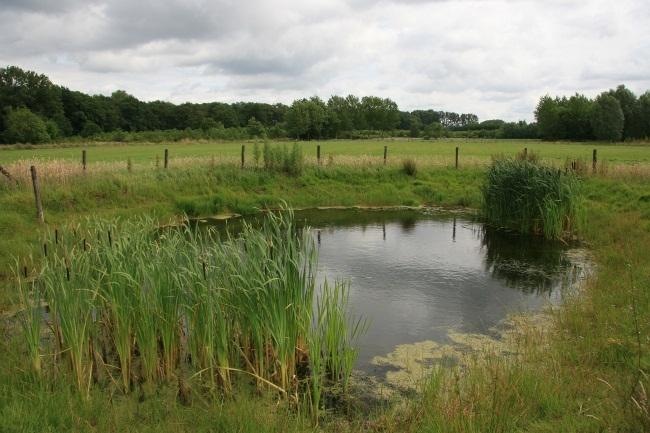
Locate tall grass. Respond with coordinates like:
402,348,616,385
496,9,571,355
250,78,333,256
482,158,583,240
14,210,363,419
15,257,42,376
263,142,304,176
402,159,417,176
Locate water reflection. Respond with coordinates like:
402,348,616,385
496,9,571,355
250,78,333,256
199,208,586,371
479,226,573,295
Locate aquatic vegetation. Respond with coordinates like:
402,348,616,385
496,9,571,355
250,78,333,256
482,158,584,239
14,210,363,418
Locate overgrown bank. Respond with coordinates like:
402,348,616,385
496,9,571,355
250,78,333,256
0,164,648,432
0,164,483,281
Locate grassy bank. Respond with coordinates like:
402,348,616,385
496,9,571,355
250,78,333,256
0,164,483,282
411,176,650,432
0,161,648,432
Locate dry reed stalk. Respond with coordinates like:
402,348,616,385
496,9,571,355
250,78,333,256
599,163,650,180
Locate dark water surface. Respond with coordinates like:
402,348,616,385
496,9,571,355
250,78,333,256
203,208,586,371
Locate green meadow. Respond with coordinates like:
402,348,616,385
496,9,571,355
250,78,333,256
2,138,650,165
0,139,648,432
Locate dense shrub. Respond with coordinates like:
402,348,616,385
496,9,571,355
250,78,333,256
500,120,539,139
246,117,266,138
80,120,103,137
44,119,61,140
2,107,51,144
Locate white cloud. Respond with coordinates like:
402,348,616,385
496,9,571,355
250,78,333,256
0,0,648,120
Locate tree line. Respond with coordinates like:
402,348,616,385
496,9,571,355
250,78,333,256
2,65,648,144
535,85,650,141
0,66,479,144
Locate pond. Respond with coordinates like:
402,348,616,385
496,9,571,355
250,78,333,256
202,208,588,378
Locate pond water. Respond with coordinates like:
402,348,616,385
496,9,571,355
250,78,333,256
203,208,587,374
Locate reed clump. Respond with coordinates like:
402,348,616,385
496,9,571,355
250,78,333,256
14,210,364,419
482,158,584,240
263,142,304,176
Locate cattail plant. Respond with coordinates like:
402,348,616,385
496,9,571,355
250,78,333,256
15,209,364,419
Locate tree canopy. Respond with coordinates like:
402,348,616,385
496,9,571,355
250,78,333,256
2,65,648,144
3,107,52,144
534,85,649,142
0,65,486,143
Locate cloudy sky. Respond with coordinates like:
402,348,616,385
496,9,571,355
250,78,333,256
1,0,649,121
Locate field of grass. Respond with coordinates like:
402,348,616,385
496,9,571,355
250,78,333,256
2,138,650,166
0,139,649,432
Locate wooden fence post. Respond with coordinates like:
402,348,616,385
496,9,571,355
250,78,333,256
455,147,459,169
452,216,457,241
30,166,44,223
523,147,528,159
82,150,87,171
164,149,169,169
592,149,597,173
317,144,321,165
0,165,18,185
241,145,245,168
383,145,387,165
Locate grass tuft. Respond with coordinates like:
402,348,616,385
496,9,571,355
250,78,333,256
402,159,417,176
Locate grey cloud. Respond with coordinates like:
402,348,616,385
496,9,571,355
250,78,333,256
580,68,650,84
0,0,94,13
99,0,225,46
208,57,309,77
1,0,648,121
